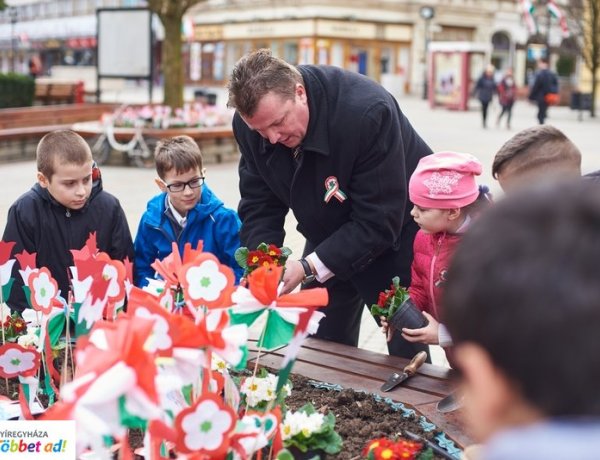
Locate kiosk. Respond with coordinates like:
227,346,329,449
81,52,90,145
428,42,491,111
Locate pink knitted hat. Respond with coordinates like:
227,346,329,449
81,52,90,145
409,151,483,209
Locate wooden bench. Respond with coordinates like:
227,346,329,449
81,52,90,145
248,337,471,449
34,81,83,105
0,103,118,161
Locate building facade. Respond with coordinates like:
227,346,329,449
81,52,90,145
0,0,581,96
186,0,576,95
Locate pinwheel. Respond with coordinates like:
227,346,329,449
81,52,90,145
229,266,328,350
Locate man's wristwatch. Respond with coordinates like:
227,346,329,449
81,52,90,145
299,258,316,284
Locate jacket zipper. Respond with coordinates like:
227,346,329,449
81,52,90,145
429,234,444,319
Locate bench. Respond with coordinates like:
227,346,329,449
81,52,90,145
0,103,118,161
71,121,238,165
248,337,471,449
34,81,84,105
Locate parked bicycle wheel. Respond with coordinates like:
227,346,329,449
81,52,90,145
129,137,157,169
88,134,112,165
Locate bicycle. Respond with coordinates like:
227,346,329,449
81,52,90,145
88,106,156,168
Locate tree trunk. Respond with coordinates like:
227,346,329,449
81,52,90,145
161,14,184,110
591,64,597,117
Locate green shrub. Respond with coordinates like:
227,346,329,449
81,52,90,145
0,73,35,108
556,54,576,77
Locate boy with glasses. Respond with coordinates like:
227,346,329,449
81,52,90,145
134,135,242,286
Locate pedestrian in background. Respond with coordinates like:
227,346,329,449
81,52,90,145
528,57,559,125
473,64,497,129
496,68,517,130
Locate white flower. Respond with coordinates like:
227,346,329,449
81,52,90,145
239,372,288,408
17,332,39,349
211,354,228,373
281,410,325,441
184,260,228,302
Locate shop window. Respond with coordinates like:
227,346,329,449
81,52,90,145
283,42,298,65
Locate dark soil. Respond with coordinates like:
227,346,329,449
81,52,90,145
1,371,453,459
285,373,451,459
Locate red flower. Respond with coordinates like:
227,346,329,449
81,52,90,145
267,244,281,257
11,317,26,334
363,438,423,460
247,250,264,267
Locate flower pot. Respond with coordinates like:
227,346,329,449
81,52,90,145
286,446,325,460
388,298,428,332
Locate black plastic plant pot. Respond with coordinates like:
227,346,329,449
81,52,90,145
388,298,428,332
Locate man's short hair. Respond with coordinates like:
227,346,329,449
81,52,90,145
154,135,203,180
443,180,600,417
492,125,581,181
36,130,93,180
227,48,303,117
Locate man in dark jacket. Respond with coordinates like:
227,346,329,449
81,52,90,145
3,130,134,312
528,57,558,125
227,49,433,357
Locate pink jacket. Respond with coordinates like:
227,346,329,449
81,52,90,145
408,231,462,321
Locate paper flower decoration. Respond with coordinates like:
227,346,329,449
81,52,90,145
27,267,60,315
175,393,236,456
179,254,235,309
0,343,41,378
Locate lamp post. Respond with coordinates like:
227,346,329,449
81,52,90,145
419,6,435,100
9,7,18,73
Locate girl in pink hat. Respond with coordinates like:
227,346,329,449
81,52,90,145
383,151,492,364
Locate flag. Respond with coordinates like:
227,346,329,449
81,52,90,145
520,0,538,34
547,0,570,38
275,308,316,394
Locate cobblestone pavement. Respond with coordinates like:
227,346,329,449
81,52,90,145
1,92,598,365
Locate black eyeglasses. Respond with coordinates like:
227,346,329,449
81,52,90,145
163,177,205,193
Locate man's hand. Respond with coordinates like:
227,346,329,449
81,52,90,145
281,259,305,294
401,312,439,345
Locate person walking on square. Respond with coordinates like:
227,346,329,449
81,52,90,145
496,68,516,129
528,57,559,125
473,64,497,129
134,135,243,287
227,49,433,358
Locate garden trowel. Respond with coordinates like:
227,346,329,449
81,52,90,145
436,389,465,413
380,351,428,392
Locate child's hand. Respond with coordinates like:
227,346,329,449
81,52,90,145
401,312,439,345
380,316,394,342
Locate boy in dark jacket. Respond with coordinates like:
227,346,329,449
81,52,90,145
134,135,242,287
2,129,134,313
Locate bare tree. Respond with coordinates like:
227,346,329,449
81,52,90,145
146,0,208,109
565,0,599,117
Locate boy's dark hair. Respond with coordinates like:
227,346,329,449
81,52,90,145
491,125,581,180
227,48,303,117
154,135,203,180
443,180,600,417
37,130,93,180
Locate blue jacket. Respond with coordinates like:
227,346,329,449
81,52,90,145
134,185,243,286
